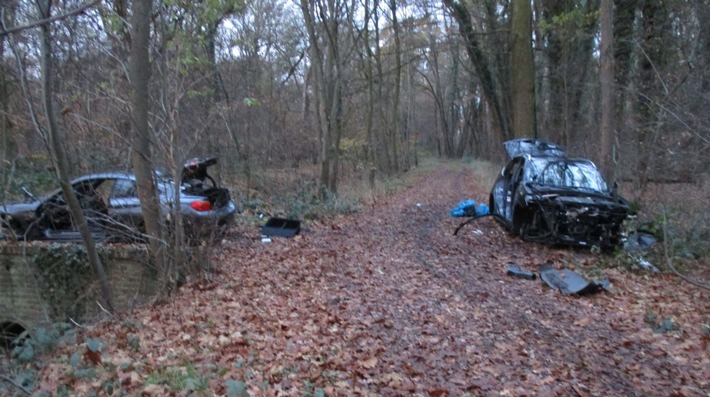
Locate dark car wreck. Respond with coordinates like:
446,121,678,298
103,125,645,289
489,139,629,249
1,157,236,243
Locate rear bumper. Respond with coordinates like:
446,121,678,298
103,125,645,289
182,201,237,237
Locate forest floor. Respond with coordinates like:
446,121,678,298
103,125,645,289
13,162,710,396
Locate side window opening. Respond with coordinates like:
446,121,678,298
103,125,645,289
111,179,137,198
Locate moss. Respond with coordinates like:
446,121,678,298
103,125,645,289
32,244,97,322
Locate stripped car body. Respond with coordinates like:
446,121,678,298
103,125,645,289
1,157,236,243
489,139,629,248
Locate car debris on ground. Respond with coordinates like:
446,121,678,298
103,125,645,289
505,264,610,296
261,217,301,238
539,265,610,295
506,264,537,280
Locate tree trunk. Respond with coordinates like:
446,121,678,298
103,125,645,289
636,0,669,189
613,0,638,128
442,0,510,140
599,0,615,182
0,1,16,166
35,0,114,312
299,0,344,196
510,0,536,138
362,0,377,175
130,0,169,292
388,0,401,171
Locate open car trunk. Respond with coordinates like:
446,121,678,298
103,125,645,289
180,157,232,208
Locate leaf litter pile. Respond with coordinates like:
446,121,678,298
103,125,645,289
30,164,709,396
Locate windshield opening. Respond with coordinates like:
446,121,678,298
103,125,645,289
532,159,608,192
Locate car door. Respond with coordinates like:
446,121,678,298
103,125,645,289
502,158,525,221
106,177,144,237
38,178,108,237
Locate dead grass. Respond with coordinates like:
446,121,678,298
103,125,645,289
225,157,448,219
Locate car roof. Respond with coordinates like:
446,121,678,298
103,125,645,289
504,139,566,159
72,172,137,182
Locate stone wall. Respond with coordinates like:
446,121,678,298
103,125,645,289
0,242,159,331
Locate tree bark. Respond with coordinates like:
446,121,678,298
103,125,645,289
613,0,638,128
599,0,615,182
510,0,536,138
0,2,14,165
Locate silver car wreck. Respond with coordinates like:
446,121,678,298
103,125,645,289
489,139,629,249
0,157,236,243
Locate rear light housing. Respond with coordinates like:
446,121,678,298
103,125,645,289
190,200,212,211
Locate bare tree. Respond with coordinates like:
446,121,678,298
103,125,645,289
387,0,402,171
299,0,351,195
34,0,114,311
442,0,510,147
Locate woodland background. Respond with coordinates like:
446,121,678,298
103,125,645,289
1,1,709,394
1,0,709,292
2,0,709,193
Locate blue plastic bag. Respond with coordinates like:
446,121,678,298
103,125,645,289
476,203,490,216
451,200,489,217
450,199,477,217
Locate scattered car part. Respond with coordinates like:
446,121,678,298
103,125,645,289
636,258,660,273
506,264,537,280
261,217,301,238
623,232,657,252
539,265,609,295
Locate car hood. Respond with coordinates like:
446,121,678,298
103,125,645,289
504,139,565,159
528,184,628,208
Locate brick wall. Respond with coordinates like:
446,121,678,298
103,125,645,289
0,243,159,331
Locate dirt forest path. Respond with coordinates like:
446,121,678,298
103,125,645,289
37,162,708,396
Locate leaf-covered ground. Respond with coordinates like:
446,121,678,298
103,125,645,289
28,163,710,396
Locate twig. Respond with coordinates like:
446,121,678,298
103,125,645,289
0,0,101,37
0,375,32,396
69,318,85,328
96,301,114,317
661,207,710,290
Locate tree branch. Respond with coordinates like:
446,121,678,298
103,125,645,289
0,0,100,37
